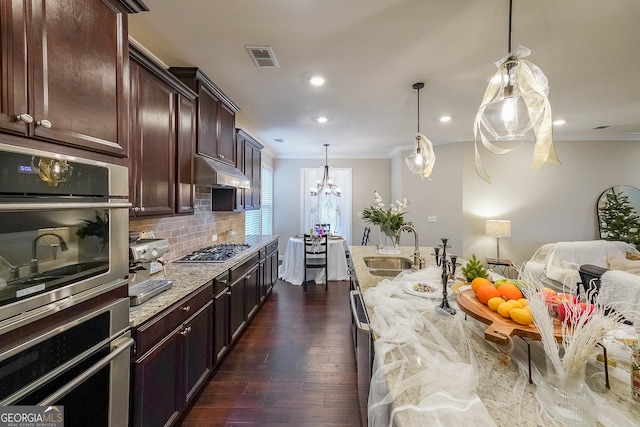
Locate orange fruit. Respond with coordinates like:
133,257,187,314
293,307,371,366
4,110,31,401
476,284,500,304
471,277,492,294
498,283,523,301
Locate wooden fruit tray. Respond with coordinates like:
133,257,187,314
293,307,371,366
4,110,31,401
456,289,563,346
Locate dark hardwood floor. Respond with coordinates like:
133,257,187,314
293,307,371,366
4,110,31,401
180,279,361,427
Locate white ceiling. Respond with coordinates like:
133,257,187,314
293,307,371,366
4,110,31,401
128,0,640,160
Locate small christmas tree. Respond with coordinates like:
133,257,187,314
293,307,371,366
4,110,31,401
461,254,489,282
598,188,640,247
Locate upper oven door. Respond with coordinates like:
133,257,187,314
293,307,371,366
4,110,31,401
0,143,130,324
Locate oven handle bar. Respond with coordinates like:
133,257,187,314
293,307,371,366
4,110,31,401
0,202,131,211
38,335,133,406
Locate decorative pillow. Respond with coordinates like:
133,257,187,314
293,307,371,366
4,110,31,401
608,256,640,274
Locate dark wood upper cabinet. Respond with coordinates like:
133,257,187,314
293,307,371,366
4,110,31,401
129,44,197,218
176,94,196,215
0,0,146,157
168,67,239,166
238,129,263,211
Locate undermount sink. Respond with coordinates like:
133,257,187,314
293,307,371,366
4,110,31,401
363,256,413,277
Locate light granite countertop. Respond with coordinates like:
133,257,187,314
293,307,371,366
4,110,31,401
129,235,278,327
348,245,640,426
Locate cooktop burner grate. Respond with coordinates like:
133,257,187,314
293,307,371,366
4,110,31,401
176,243,251,263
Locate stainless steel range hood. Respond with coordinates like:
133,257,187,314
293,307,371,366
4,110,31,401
195,155,250,189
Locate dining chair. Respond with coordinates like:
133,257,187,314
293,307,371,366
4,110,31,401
303,234,328,291
361,226,371,245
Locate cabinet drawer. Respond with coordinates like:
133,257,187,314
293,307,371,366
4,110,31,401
230,253,259,282
134,284,213,356
266,241,278,256
213,271,230,295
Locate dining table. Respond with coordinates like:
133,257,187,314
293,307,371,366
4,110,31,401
278,235,349,285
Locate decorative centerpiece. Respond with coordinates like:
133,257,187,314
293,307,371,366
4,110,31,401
361,191,410,254
523,280,624,426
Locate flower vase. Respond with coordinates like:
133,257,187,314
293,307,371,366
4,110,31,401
536,358,598,427
377,226,399,254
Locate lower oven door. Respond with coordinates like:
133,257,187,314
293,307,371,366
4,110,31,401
0,298,133,427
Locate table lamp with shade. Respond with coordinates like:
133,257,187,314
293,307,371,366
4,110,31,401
485,220,511,262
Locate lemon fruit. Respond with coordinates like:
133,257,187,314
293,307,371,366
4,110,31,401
510,308,534,325
487,297,505,312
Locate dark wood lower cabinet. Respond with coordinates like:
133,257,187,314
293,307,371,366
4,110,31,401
183,301,213,403
229,275,246,343
131,241,279,427
131,286,213,427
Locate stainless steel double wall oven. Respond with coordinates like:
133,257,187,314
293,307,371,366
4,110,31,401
0,143,132,427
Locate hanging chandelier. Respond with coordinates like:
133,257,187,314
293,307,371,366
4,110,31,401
473,0,559,183
405,82,435,179
310,144,341,197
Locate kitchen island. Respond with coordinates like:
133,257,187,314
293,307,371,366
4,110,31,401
349,245,640,426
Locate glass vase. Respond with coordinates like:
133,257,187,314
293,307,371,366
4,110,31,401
536,358,598,427
377,226,399,254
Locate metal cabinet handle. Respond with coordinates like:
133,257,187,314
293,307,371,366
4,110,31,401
36,119,52,129
16,113,34,124
349,290,370,332
219,279,227,284
181,306,190,312
219,154,225,159
226,291,232,296
246,274,251,279
179,326,192,336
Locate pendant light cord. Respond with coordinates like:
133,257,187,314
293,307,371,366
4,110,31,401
416,87,420,134
508,0,513,54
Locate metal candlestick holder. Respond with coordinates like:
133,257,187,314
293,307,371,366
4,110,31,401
433,237,458,316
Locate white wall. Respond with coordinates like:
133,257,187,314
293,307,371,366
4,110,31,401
272,140,640,265
462,139,640,265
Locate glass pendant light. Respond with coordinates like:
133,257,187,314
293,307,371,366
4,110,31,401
473,0,557,183
480,60,536,140
405,82,433,175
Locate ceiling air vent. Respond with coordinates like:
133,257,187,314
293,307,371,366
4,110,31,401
246,46,279,68
593,125,611,130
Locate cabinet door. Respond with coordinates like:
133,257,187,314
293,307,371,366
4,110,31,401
243,143,253,209
196,84,220,160
176,94,195,215
29,0,128,156
234,134,245,210
229,276,246,343
130,61,176,217
132,329,182,427
218,102,235,165
183,301,213,404
244,263,260,319
251,146,262,208
0,1,28,136
213,287,230,366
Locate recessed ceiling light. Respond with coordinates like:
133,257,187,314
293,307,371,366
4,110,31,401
439,116,452,123
553,119,566,126
309,75,326,86
316,116,328,123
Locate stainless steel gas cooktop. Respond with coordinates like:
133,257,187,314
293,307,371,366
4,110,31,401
176,243,251,263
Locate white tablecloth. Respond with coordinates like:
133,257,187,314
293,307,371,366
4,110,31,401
278,236,349,285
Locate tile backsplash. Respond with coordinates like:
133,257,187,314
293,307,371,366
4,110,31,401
129,187,245,261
